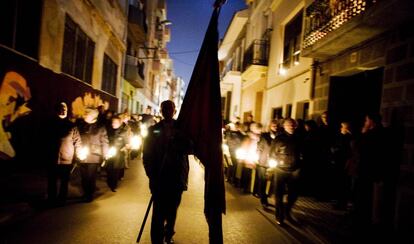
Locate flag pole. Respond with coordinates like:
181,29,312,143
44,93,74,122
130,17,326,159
136,196,153,243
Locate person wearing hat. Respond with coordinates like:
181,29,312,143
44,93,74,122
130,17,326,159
77,107,109,202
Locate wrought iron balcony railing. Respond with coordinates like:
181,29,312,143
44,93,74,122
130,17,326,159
303,0,379,49
242,39,269,71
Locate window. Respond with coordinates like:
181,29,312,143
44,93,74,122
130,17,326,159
0,0,42,58
296,101,309,120
61,15,95,84
285,104,292,118
121,92,129,113
135,101,140,114
102,54,118,95
272,107,283,120
283,11,303,68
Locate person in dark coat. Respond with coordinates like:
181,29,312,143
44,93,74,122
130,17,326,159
77,108,109,202
143,100,192,244
301,120,322,197
47,102,82,206
270,118,302,226
106,115,129,192
354,113,389,229
257,119,280,208
224,122,244,184
317,111,335,200
331,121,353,209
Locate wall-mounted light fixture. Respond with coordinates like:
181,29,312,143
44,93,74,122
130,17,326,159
293,50,300,66
158,20,172,26
278,63,287,76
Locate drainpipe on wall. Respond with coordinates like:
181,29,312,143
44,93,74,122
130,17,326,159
310,59,319,100
118,0,129,113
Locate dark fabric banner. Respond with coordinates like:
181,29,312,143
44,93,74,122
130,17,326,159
177,5,226,244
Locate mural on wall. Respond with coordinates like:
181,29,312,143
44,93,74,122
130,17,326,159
0,71,32,160
0,46,118,163
72,92,110,119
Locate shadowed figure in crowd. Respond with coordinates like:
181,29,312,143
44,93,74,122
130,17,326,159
143,100,192,244
257,119,280,208
270,118,302,226
46,102,82,206
77,108,109,202
106,115,129,192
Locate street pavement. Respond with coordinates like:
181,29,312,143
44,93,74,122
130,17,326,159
1,157,355,244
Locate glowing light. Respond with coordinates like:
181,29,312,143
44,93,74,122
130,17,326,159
130,135,142,150
222,144,230,156
78,146,89,161
268,159,278,168
235,148,258,163
279,67,287,75
140,124,148,138
236,148,246,160
246,152,258,162
106,147,117,159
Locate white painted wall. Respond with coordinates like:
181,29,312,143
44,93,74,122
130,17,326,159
264,0,314,122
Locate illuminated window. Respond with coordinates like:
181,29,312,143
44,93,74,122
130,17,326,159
283,10,303,68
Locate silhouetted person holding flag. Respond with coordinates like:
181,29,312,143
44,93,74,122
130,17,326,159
143,100,192,244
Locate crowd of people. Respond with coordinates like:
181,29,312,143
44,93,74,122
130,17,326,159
45,102,157,205
223,111,399,231
44,100,400,241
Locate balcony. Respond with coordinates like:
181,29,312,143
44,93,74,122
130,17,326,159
124,55,145,88
241,39,269,81
221,60,242,83
128,4,147,43
302,0,414,58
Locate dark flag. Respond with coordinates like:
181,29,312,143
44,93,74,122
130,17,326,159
177,1,226,243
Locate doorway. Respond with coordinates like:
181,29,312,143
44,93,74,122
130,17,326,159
328,67,383,133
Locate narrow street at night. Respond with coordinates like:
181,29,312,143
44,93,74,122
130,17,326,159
1,0,414,243
1,157,356,244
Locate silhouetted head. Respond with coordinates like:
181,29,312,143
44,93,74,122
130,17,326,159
56,102,68,119
283,118,296,135
160,100,175,120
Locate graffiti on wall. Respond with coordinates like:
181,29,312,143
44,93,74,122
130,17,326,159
0,71,32,159
71,92,110,119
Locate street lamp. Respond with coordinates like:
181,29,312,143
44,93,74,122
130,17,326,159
158,20,172,26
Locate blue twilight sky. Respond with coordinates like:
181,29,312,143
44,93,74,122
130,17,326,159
166,0,247,90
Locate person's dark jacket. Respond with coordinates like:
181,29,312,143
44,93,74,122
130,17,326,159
269,131,301,171
257,131,278,167
357,127,388,181
331,132,353,168
143,119,192,193
48,117,82,165
107,125,129,168
225,130,244,152
77,121,109,164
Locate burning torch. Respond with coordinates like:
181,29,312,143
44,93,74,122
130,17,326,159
130,135,142,150
102,146,117,167
71,146,89,174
